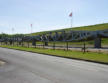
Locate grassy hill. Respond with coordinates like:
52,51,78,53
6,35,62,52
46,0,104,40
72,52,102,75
29,23,108,46
31,23,108,36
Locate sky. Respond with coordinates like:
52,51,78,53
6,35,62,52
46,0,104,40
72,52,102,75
0,0,108,34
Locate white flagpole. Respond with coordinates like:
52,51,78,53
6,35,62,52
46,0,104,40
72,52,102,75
31,24,32,34
71,16,72,28
69,12,73,28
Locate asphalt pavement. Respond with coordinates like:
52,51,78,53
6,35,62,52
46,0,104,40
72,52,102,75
0,47,108,83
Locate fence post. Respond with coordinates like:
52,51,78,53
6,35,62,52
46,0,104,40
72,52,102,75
35,41,37,48
43,42,44,48
66,42,68,51
53,42,55,50
83,42,86,53
17,38,18,46
21,41,23,47
27,42,29,48
94,37,101,48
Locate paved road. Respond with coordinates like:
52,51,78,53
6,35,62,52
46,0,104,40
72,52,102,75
0,48,108,83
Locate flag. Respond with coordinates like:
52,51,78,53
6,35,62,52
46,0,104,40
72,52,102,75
31,24,32,27
69,12,72,17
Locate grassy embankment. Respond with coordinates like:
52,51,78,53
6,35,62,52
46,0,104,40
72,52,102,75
29,23,108,46
1,45,108,64
31,23,108,35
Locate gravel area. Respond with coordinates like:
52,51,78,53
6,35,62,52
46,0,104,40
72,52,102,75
0,60,5,66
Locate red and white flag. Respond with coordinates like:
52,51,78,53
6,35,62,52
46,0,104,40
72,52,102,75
31,24,32,27
69,12,72,17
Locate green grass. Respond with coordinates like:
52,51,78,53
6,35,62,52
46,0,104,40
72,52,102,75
1,45,108,63
30,23,108,36
66,23,108,31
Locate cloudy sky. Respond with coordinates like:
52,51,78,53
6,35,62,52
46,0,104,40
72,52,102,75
0,0,108,34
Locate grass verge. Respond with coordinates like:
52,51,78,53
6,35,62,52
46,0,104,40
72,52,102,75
0,45,108,64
